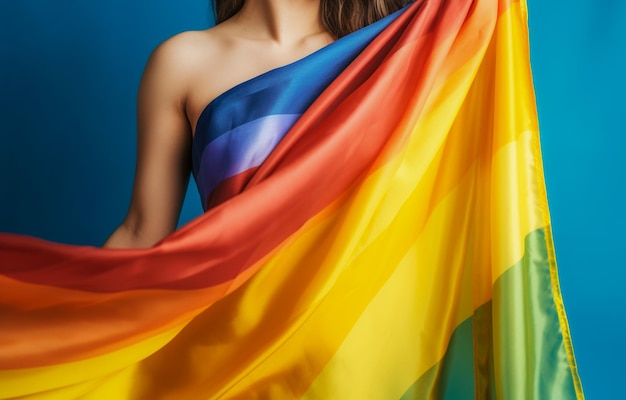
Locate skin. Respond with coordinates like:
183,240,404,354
103,0,334,248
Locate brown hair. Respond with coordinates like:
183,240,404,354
211,0,412,38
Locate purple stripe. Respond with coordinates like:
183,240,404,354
195,114,301,207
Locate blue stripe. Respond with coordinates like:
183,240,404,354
195,114,300,209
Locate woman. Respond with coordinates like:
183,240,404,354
0,0,583,398
104,0,408,249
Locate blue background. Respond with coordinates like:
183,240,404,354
0,1,623,398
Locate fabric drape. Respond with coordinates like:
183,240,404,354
0,0,583,398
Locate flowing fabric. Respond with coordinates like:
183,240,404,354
0,0,583,398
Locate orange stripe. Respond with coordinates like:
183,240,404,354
0,276,231,369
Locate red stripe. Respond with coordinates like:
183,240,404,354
205,167,258,209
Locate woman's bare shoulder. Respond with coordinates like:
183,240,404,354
146,23,254,129
139,25,235,119
146,27,228,76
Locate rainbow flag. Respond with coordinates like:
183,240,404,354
0,0,583,398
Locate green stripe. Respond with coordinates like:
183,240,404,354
473,302,497,400
399,316,476,400
400,228,581,399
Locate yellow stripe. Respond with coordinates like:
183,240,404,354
489,1,545,281
491,130,544,280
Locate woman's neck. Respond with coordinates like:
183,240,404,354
230,0,327,44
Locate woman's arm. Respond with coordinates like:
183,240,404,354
104,37,195,249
